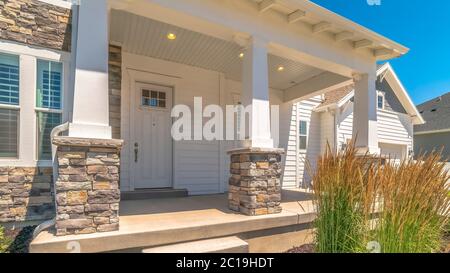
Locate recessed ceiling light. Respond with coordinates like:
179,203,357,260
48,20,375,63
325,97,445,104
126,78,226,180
277,66,285,72
239,52,244,58
167,33,177,40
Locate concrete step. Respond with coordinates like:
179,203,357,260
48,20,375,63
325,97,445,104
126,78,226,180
121,188,188,200
142,236,249,253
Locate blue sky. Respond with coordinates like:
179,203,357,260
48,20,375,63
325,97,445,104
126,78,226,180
310,0,450,105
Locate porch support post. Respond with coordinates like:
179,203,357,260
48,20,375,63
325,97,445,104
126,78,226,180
69,0,111,139
352,72,380,154
241,36,274,149
227,36,284,216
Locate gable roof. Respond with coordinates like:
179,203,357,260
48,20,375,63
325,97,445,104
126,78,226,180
414,92,450,134
314,63,425,125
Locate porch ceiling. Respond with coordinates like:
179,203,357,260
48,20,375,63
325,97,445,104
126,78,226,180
110,10,324,91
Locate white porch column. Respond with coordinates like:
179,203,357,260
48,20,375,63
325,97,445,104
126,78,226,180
241,36,274,148
69,0,112,139
352,72,379,154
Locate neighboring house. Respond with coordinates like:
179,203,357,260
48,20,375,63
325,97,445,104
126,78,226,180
291,63,424,187
0,0,414,251
414,92,450,161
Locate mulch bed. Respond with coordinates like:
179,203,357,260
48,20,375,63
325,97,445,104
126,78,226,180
285,244,315,253
4,226,36,253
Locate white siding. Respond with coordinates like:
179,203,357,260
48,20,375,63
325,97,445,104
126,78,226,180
336,103,354,148
336,103,413,157
279,96,322,189
297,97,322,188
121,53,223,194
121,53,284,195
279,101,298,188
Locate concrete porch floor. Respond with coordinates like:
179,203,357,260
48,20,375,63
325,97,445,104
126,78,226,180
30,189,315,253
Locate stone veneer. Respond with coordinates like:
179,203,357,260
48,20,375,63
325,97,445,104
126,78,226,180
0,0,72,51
228,148,284,216
53,136,123,236
0,166,54,222
109,45,122,139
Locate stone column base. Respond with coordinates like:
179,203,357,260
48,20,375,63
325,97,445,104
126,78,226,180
228,148,285,216
52,137,123,236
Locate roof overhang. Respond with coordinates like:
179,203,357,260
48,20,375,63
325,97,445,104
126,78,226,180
377,63,425,125
255,0,409,61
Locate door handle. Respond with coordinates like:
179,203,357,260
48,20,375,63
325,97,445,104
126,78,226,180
134,142,138,163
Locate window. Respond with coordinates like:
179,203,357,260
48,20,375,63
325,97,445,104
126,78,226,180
0,53,19,158
142,89,166,108
377,94,384,109
36,60,63,160
299,120,308,150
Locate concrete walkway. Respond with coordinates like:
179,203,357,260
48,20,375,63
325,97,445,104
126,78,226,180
30,189,315,253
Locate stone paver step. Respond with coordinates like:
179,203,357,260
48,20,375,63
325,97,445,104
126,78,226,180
142,236,249,253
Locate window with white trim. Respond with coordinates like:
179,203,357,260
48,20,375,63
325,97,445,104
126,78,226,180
36,60,63,160
0,53,19,158
299,120,308,150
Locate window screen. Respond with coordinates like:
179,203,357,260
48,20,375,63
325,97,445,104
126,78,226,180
0,53,19,105
0,108,19,158
37,112,61,160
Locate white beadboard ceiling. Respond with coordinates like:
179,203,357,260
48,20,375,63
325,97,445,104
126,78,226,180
110,10,323,90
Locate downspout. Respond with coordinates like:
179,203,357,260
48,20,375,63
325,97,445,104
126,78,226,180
32,122,70,239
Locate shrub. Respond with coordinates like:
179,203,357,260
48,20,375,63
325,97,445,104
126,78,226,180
309,143,377,253
373,153,450,253
0,225,12,253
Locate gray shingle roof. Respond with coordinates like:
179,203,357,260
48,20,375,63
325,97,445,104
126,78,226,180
414,92,450,133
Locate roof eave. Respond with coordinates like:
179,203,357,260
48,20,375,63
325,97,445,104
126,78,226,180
282,0,409,59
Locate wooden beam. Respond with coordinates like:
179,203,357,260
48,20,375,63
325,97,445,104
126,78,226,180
287,10,306,24
353,39,373,49
312,22,332,34
284,71,352,102
259,0,276,13
374,48,394,57
335,31,354,42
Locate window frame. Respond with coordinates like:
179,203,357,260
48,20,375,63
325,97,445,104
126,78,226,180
0,52,21,159
0,41,70,167
377,92,385,110
35,58,65,161
298,119,308,151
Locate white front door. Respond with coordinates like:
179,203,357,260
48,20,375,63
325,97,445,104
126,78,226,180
133,82,173,189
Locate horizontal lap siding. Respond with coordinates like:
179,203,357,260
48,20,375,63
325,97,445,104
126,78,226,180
337,104,353,146
173,69,221,195
280,102,297,188
121,54,221,194
337,104,413,151
377,110,413,148
297,97,322,188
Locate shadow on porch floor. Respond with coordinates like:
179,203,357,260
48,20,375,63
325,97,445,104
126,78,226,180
30,189,315,253
120,189,313,216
